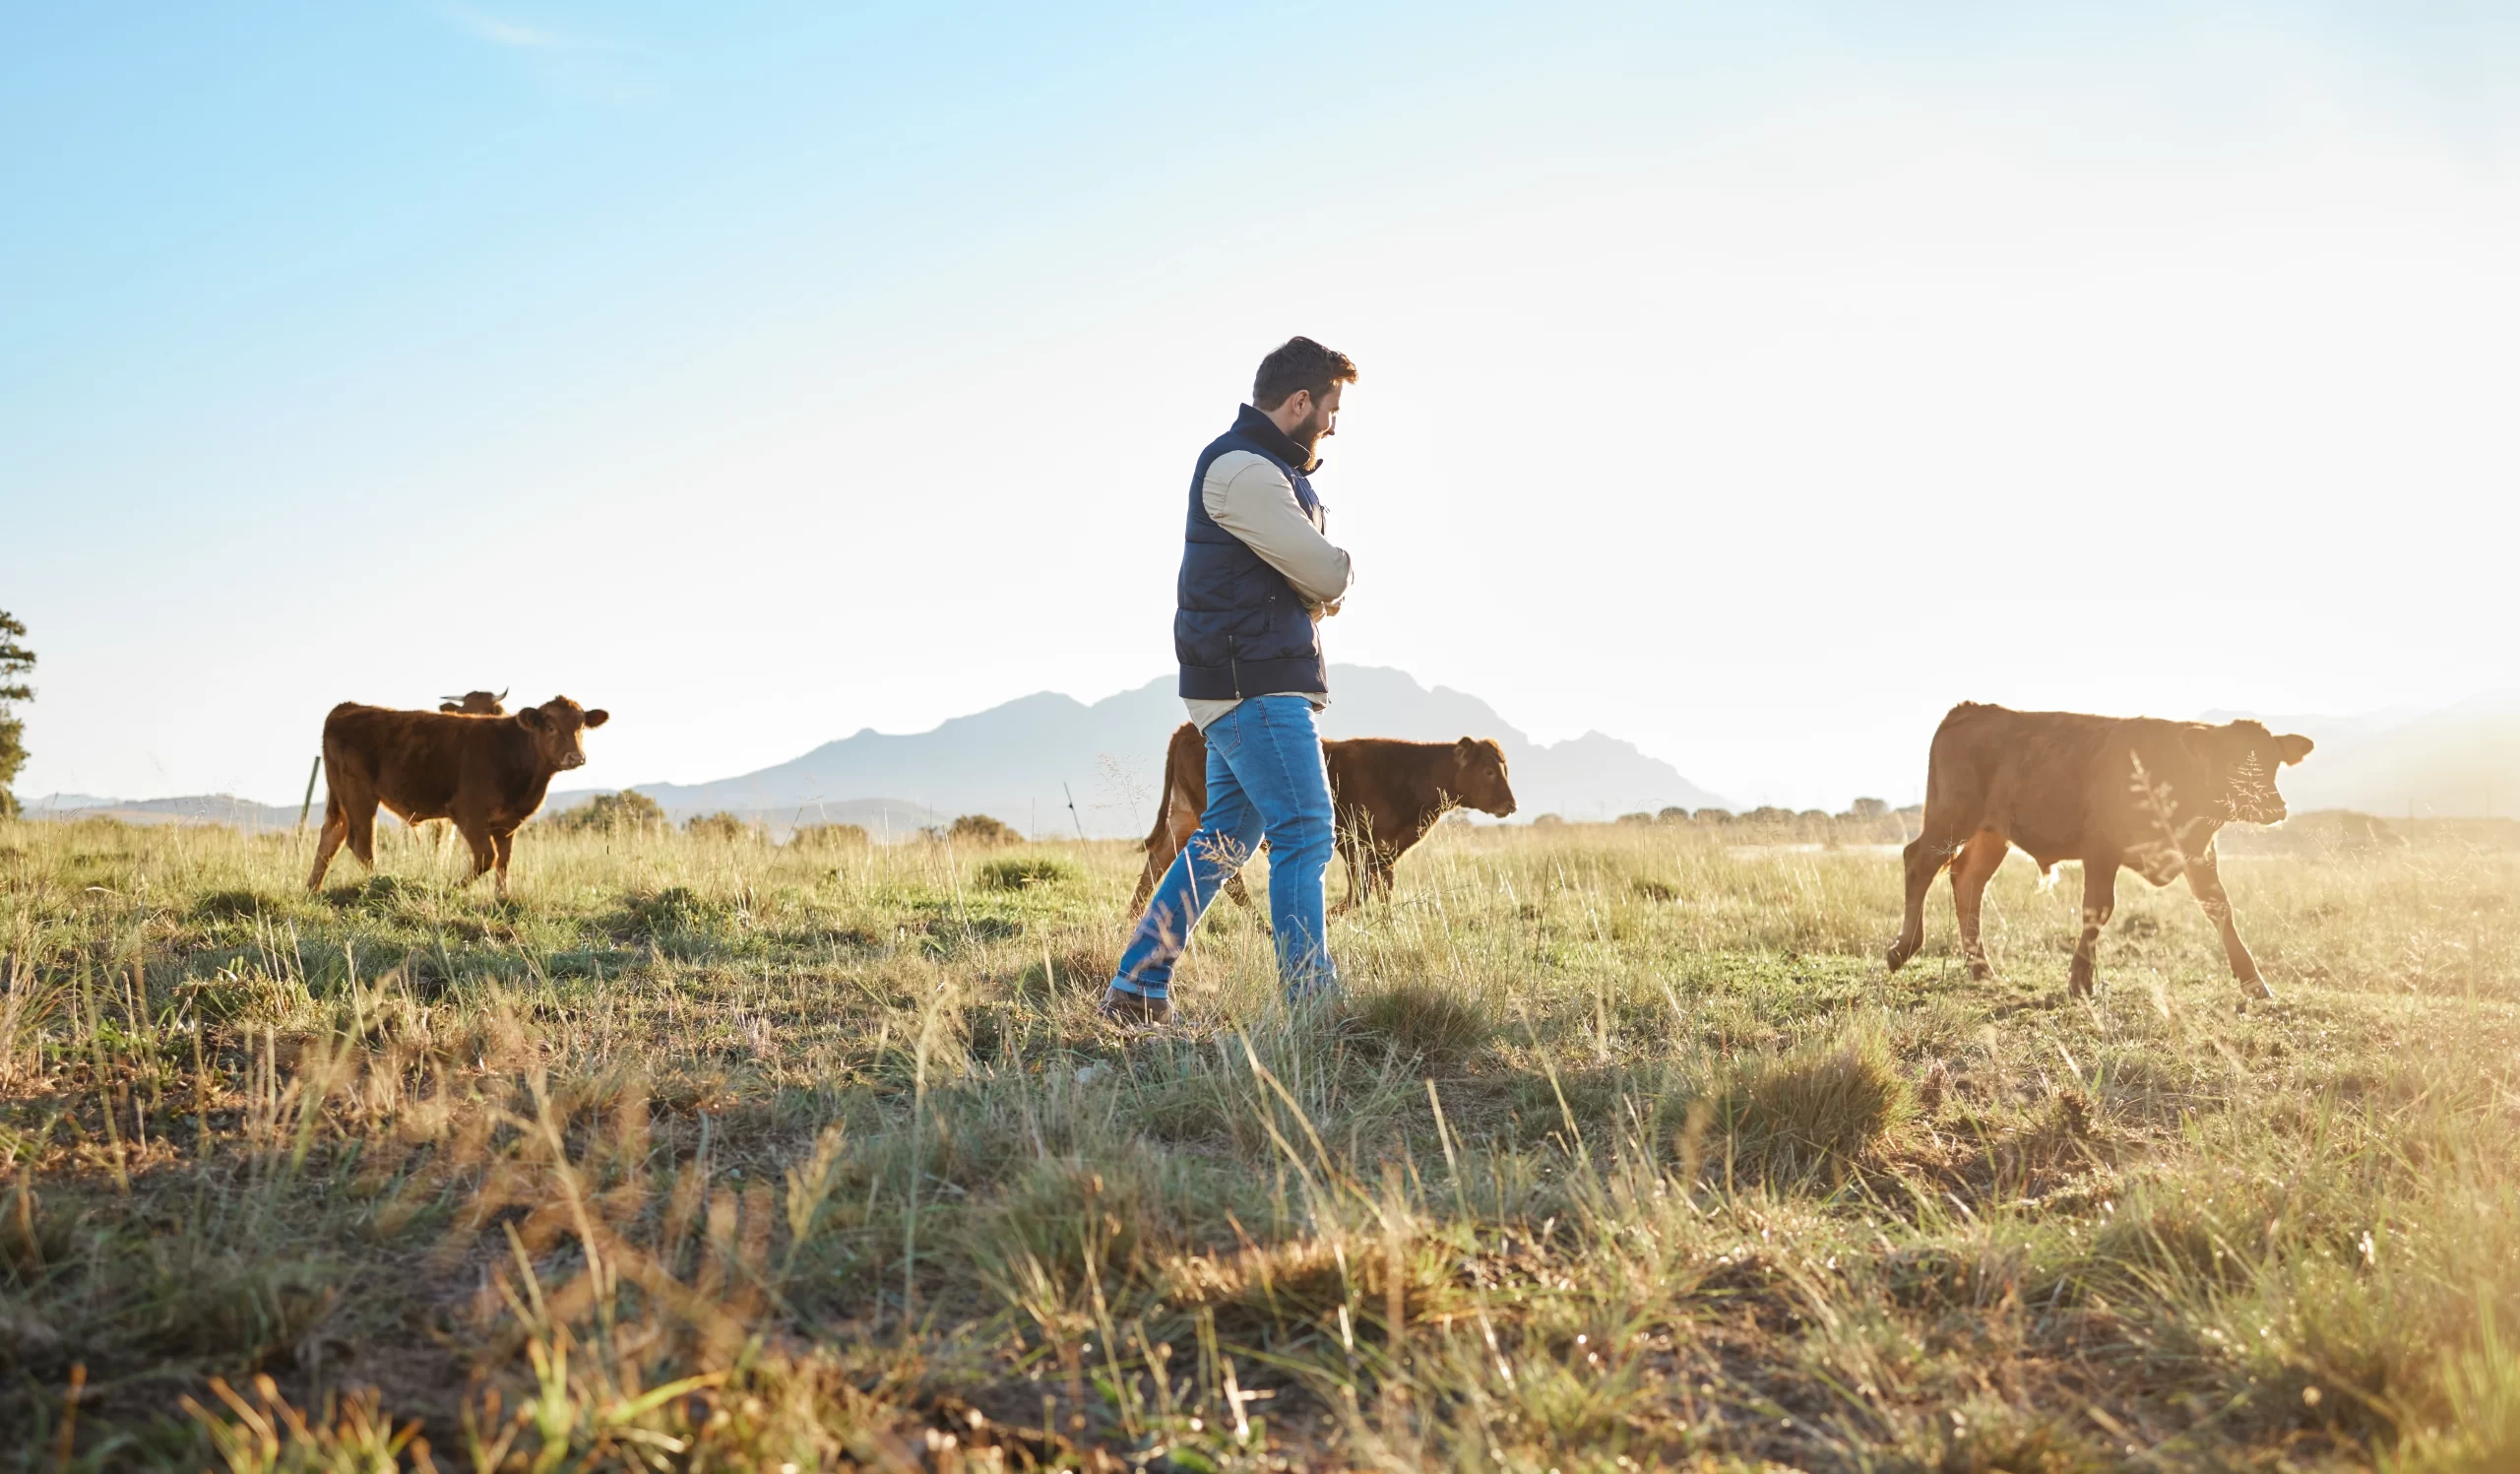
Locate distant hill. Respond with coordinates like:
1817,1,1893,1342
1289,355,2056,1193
551,666,1732,838
19,793,308,830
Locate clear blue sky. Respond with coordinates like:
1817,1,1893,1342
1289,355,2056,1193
6,3,2517,809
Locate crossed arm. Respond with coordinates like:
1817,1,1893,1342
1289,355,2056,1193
1202,451,1353,612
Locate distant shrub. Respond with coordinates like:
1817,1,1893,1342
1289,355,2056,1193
978,854,1078,890
930,813,1019,846
1530,813,1565,829
549,790,666,834
1740,806,1796,827
684,811,757,843
1693,808,1732,825
1657,806,1690,824
1617,811,1655,826
789,822,869,850
1848,798,1890,820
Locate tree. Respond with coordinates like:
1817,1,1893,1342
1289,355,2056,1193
928,813,1019,846
790,822,870,850
684,811,757,842
0,610,32,819
548,789,667,833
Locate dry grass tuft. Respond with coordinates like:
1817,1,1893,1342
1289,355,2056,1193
976,854,1079,891
1344,978,1492,1067
1720,1021,1915,1180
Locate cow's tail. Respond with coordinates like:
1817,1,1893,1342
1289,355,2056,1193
1128,727,1191,914
1141,729,1185,856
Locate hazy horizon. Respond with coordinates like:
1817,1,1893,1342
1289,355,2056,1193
18,661,2514,817
8,4,2516,812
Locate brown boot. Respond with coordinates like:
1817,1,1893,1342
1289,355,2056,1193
1097,988,1173,1027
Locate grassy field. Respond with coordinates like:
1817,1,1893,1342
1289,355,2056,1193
0,815,2515,1471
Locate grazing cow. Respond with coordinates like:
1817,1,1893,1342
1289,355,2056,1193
1129,724,1517,914
308,695,609,898
1885,702,2312,1000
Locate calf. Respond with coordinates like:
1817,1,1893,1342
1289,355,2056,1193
1886,702,2312,999
1129,724,1517,913
308,695,609,898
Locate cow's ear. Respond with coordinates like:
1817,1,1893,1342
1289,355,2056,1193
518,708,551,732
2276,733,2313,766
1456,737,1478,756
584,709,609,729
438,702,462,714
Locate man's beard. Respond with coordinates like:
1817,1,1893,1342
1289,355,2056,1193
1288,405,1330,453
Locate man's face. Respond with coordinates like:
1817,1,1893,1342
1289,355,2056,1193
1287,382,1342,452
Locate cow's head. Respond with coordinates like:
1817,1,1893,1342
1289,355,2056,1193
2198,720,2314,824
439,688,508,716
1448,737,1517,817
516,696,610,772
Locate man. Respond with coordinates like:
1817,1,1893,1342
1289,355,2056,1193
1101,338,1359,1025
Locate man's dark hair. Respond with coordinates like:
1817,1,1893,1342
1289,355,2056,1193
1252,337,1358,411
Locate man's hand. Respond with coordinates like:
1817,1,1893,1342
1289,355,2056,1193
1309,600,1343,622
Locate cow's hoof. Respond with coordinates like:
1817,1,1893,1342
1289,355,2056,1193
2239,976,2275,1004
1885,941,1917,973
1968,962,1996,984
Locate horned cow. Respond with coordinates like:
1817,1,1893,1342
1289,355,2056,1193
418,691,509,849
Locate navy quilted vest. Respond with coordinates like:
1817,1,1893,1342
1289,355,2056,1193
1174,405,1330,701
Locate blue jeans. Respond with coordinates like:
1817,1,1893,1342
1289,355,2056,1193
1109,695,1340,1003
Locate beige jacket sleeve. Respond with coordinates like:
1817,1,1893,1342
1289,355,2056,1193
1201,450,1354,608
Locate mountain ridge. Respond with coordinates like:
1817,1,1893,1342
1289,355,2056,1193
553,665,1732,836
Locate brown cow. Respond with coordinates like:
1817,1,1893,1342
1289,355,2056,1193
1129,723,1517,914
1885,702,2312,1000
307,695,609,898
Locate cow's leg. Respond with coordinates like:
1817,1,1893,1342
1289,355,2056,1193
2070,856,2119,998
345,798,381,872
1131,801,1194,915
305,798,348,891
1369,846,1400,905
2185,851,2273,1000
455,818,496,890
1889,831,1960,971
491,830,516,901
1329,831,1364,916
1949,830,2008,982
1128,846,1169,917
